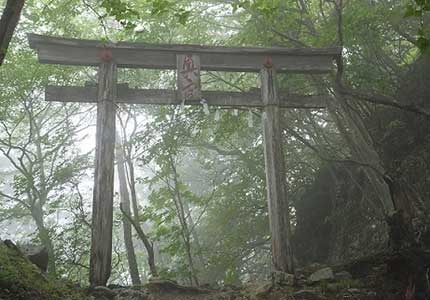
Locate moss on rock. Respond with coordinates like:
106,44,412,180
0,240,89,300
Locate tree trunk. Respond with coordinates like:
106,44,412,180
122,138,158,277
182,200,205,269
125,154,139,223
116,134,141,285
32,116,55,274
31,204,56,274
0,0,25,65
119,204,158,277
169,157,199,286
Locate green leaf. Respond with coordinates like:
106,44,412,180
404,5,422,17
151,0,173,16
176,10,191,26
417,36,430,51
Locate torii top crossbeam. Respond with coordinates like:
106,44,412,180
28,33,340,73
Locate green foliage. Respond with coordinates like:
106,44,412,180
99,0,192,30
232,0,283,18
404,0,430,52
101,0,139,30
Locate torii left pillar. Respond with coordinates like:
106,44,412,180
89,51,117,286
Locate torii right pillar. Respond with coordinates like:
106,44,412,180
261,63,295,274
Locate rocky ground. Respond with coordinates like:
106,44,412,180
0,240,426,300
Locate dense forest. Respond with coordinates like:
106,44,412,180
0,0,429,299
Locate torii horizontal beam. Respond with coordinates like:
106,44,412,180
45,84,328,109
28,34,341,73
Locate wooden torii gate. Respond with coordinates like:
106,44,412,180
28,34,340,286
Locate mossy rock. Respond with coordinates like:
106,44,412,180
0,240,89,300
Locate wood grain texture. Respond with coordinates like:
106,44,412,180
89,61,117,287
261,67,295,273
28,34,340,73
45,85,328,109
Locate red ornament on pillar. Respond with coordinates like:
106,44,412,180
99,48,113,62
264,56,273,68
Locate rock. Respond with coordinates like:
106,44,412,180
9,284,18,293
271,271,295,286
302,263,325,275
326,283,340,293
113,288,149,300
4,240,20,252
253,282,273,298
366,291,378,300
334,270,352,280
0,240,88,299
146,279,211,295
308,267,334,284
18,243,49,272
92,286,115,300
293,289,326,300
108,284,126,289
295,276,307,287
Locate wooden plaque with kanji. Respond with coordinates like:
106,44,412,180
177,54,201,101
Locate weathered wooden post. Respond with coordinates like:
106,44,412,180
261,62,295,274
89,52,117,286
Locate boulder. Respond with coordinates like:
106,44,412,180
253,281,273,298
271,271,295,286
0,240,88,299
308,267,334,283
334,270,353,280
19,243,49,272
347,288,361,294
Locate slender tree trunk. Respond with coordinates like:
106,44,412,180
0,0,25,65
31,116,56,274
182,200,205,269
120,204,158,277
122,137,158,277
116,134,141,285
31,204,56,274
125,154,139,222
169,157,199,286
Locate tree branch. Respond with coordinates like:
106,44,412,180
119,203,158,277
337,86,430,118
